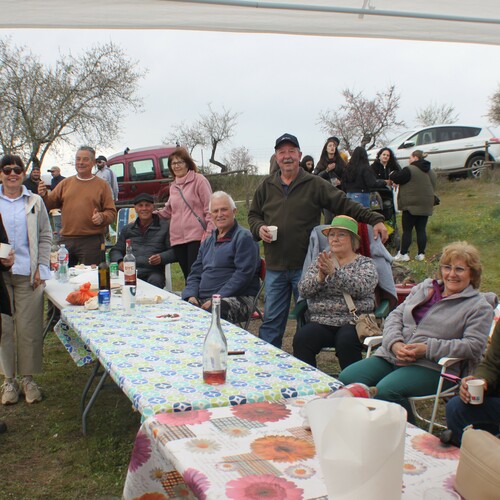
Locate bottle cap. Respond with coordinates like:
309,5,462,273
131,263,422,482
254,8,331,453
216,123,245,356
212,294,221,304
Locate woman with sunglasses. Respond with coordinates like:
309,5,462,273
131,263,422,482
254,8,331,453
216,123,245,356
0,155,52,405
157,148,214,282
339,241,497,424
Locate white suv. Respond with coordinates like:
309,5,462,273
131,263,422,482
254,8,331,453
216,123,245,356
370,125,500,178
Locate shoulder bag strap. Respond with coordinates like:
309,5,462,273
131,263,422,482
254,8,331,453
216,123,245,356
331,253,358,320
175,186,207,231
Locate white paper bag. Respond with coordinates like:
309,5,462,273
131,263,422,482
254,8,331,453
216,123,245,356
306,398,406,500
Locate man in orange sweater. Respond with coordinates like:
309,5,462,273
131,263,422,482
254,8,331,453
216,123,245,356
38,146,116,266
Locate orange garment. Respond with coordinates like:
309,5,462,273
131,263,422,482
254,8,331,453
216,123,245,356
42,176,116,237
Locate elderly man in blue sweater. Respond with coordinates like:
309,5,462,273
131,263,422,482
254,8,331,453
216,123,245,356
182,191,260,324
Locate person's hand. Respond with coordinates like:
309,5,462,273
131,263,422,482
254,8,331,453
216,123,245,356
318,250,336,278
459,376,488,404
201,299,212,311
187,297,199,306
38,180,48,197
148,254,161,266
259,225,273,243
118,262,124,272
373,222,388,242
404,343,427,359
327,162,336,171
392,341,416,363
32,268,45,290
0,249,15,268
91,209,104,226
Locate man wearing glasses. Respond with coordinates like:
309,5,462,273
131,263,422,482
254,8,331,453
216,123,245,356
38,146,116,266
248,133,388,349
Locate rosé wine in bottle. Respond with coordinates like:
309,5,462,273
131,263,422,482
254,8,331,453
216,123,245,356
202,295,227,385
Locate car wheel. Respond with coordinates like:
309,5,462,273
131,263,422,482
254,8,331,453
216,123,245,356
466,155,486,179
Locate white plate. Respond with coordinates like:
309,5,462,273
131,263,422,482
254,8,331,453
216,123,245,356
151,312,181,322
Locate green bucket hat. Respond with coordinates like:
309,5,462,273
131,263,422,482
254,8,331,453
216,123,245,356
321,215,360,241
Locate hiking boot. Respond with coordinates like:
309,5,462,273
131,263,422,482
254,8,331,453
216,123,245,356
394,252,410,262
1,379,20,405
415,254,426,262
21,377,43,404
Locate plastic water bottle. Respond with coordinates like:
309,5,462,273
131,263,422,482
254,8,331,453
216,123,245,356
202,295,228,385
57,244,69,283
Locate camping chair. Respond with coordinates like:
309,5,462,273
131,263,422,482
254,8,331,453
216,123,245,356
364,304,500,433
243,258,266,330
115,207,173,292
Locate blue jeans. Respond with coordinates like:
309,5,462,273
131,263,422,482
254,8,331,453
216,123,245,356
346,192,370,208
259,269,302,348
446,395,500,446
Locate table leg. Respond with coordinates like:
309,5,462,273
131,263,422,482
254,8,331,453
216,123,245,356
43,300,58,340
81,362,108,436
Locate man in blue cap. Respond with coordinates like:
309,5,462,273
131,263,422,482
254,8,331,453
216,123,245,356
248,133,387,348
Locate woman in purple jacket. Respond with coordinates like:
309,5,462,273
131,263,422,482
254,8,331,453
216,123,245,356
157,148,214,281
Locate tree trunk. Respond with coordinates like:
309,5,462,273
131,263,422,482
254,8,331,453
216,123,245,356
209,139,228,172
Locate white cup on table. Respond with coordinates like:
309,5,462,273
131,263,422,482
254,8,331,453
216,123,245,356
268,225,278,241
0,243,12,259
467,379,485,405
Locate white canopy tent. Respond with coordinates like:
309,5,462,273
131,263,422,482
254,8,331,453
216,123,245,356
1,0,500,46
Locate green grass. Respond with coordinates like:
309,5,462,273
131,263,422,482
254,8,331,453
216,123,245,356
1,174,499,498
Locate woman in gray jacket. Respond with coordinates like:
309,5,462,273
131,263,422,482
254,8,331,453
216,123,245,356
339,241,497,423
0,155,52,405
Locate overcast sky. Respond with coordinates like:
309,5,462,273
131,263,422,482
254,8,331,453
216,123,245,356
2,28,500,175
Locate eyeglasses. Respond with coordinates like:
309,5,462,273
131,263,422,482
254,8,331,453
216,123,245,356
328,231,350,239
170,160,185,167
2,166,24,175
440,264,469,275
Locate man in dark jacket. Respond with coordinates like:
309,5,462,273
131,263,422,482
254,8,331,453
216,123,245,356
110,193,175,288
47,167,65,190
248,133,387,348
183,191,260,325
23,166,41,194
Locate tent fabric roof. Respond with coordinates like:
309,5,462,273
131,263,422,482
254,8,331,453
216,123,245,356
2,0,500,46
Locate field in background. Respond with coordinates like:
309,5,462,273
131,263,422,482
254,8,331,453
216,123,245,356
1,173,498,498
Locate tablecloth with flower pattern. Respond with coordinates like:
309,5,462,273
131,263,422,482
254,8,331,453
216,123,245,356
56,295,342,419
123,396,461,500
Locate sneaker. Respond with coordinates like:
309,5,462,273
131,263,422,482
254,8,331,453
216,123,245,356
1,379,20,405
21,377,43,404
415,254,425,261
394,252,410,262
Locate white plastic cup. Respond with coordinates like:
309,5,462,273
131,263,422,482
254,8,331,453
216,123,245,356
467,379,485,405
0,243,12,259
423,487,460,499
268,225,278,241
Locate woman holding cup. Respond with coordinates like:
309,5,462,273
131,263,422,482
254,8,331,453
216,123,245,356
0,155,52,405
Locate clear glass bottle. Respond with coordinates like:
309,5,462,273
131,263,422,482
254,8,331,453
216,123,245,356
57,244,69,283
202,295,228,385
123,239,136,286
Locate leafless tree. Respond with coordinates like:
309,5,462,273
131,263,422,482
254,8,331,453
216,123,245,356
487,86,500,125
0,38,144,168
165,104,240,172
222,146,257,174
318,86,404,153
415,102,459,126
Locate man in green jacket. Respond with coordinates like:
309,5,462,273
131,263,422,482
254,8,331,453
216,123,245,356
248,133,387,348
443,320,500,446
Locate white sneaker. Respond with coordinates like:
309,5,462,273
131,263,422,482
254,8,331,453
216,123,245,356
415,254,425,262
21,377,43,404
1,379,20,405
394,252,410,262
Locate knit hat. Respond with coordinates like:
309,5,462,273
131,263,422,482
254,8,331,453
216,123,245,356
321,215,360,241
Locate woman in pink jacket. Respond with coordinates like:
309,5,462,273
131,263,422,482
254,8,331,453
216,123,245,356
157,148,213,281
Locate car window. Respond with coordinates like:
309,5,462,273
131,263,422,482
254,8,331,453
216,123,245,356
408,128,437,146
110,162,124,182
460,127,481,139
436,127,457,142
160,157,172,179
129,159,155,181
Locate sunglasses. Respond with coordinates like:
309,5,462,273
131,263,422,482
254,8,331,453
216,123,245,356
2,166,24,175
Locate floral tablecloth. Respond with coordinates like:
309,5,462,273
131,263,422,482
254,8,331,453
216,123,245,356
123,396,461,500
55,295,342,418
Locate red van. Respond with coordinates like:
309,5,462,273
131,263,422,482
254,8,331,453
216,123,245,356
108,145,177,205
